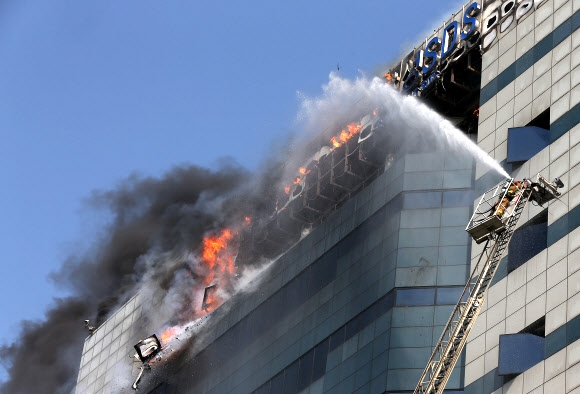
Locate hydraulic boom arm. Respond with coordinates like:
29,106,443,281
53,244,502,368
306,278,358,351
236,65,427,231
414,174,564,394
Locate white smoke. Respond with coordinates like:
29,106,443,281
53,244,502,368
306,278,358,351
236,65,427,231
297,73,509,178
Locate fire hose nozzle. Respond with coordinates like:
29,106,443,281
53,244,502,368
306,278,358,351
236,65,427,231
553,178,564,188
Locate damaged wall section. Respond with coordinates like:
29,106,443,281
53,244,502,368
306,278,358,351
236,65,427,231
75,149,475,393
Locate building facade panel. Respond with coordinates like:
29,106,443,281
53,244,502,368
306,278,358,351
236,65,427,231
76,149,475,393
76,0,580,392
465,0,580,393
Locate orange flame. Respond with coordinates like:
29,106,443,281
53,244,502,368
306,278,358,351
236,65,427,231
384,73,393,83
161,326,178,343
201,229,235,285
158,223,245,345
282,121,362,195
330,122,362,149
373,108,378,116
203,292,219,312
284,169,310,195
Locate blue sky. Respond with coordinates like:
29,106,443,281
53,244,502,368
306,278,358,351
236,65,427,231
0,0,466,381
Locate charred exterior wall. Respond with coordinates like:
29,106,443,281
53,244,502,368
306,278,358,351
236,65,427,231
75,150,475,394
139,151,475,394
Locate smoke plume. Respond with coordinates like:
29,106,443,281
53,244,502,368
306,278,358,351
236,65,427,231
1,73,508,394
297,73,509,177
0,162,283,394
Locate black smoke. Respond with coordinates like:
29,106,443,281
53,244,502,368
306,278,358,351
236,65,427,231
0,161,288,394
1,72,490,393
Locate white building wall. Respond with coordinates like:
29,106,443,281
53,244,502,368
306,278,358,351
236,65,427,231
75,294,144,394
467,0,580,392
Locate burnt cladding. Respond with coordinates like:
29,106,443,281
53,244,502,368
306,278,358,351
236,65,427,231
246,111,397,260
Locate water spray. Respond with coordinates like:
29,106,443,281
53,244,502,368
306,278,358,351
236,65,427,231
297,73,510,179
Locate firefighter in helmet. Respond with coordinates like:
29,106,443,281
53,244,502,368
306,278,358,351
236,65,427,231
494,181,522,218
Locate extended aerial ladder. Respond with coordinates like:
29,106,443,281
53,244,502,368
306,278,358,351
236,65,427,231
414,174,565,394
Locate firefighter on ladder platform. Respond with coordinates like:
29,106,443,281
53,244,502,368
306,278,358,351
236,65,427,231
414,174,564,394
493,180,524,218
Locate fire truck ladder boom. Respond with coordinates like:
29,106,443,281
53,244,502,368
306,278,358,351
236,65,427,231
414,174,564,394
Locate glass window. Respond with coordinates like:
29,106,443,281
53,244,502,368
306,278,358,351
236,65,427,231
255,382,270,394
395,288,435,306
234,325,249,356
312,339,329,382
251,301,272,337
309,252,337,295
376,291,395,315
442,190,474,207
346,307,376,340
508,210,548,273
270,372,284,394
297,350,314,392
265,291,286,323
284,268,311,311
436,287,465,305
329,327,345,352
498,333,545,375
403,192,442,209
283,360,299,394
507,125,549,163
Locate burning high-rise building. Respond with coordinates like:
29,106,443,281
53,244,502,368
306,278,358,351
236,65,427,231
75,0,580,393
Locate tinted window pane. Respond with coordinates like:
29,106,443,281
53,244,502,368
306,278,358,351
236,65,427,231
263,291,284,323
346,307,376,339
329,327,345,352
255,382,270,394
252,301,272,338
297,350,314,391
235,318,253,351
376,291,395,315
507,126,549,163
283,360,299,394
404,192,442,209
285,268,311,311
443,190,474,207
396,288,435,306
271,372,284,394
310,252,337,294
508,210,547,272
312,339,329,381
436,287,464,305
498,333,545,375
212,330,233,364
